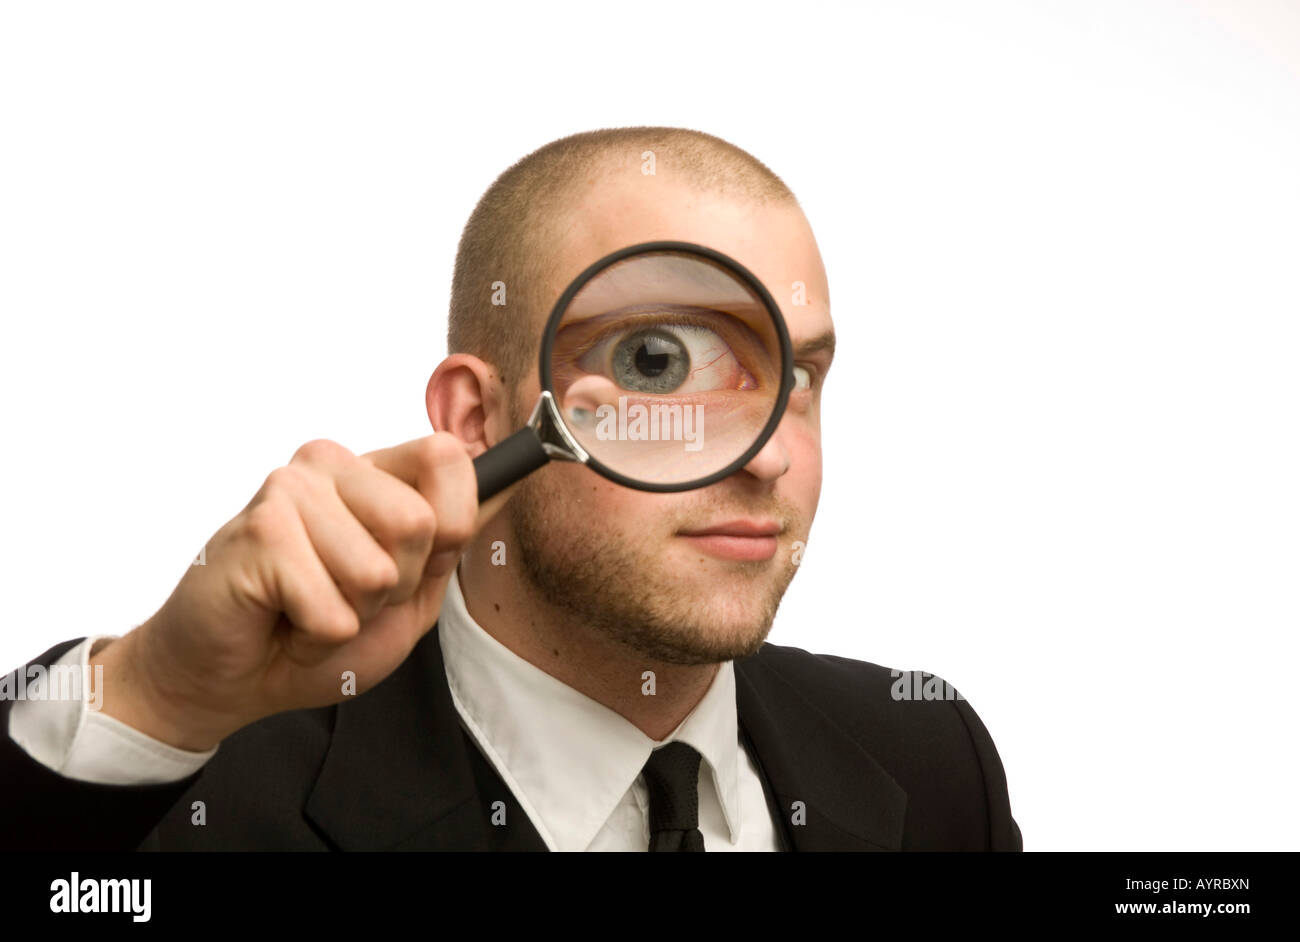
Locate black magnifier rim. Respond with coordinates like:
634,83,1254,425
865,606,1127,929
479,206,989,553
538,240,795,493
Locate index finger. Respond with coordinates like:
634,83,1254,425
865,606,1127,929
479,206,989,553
361,432,522,536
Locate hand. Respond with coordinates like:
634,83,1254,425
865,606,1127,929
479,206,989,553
94,433,510,751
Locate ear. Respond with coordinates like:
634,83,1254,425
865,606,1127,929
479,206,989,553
425,354,513,458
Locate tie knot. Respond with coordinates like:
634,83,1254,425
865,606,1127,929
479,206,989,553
641,741,705,851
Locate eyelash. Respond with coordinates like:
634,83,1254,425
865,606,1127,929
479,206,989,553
576,311,725,358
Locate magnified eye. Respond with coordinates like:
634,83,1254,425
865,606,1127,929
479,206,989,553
579,323,757,394
613,328,689,393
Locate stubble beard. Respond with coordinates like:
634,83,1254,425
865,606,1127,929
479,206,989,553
506,471,805,667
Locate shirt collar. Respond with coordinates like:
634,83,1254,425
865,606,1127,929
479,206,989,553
437,566,742,851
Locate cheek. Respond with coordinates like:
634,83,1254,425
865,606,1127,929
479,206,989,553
537,463,672,525
783,423,823,511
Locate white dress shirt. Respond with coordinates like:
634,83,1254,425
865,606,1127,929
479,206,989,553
7,569,781,851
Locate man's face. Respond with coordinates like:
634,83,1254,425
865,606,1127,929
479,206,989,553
506,170,834,665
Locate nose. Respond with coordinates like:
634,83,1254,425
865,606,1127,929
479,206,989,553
740,427,790,482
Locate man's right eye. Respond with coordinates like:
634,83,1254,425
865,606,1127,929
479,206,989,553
577,323,756,394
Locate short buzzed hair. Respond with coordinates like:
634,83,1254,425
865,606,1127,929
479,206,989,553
447,126,796,394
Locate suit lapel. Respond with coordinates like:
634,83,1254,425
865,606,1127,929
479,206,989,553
303,624,906,852
304,622,544,851
735,649,908,851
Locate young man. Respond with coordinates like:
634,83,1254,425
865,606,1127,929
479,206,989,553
2,127,1022,851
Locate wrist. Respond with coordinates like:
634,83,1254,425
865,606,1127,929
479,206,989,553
92,627,237,752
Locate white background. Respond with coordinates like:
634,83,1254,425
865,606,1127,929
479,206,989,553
2,0,1296,850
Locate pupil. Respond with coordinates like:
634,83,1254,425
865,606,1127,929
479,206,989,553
635,343,669,377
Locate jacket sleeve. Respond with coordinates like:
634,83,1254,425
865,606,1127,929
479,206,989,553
1,638,202,851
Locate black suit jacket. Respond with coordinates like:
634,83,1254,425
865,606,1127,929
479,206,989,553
1,629,1022,851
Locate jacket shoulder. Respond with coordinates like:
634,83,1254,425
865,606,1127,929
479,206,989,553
744,642,1022,850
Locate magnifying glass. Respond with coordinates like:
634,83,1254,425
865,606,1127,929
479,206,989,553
472,241,794,501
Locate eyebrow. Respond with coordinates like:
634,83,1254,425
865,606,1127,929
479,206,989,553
793,328,837,361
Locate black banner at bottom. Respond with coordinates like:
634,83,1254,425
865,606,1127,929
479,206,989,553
2,850,1286,929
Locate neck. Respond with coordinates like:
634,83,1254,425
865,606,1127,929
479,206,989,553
456,532,719,742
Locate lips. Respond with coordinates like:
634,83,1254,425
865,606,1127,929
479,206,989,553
678,519,781,538
678,519,782,561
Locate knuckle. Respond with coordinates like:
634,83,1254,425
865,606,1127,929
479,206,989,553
419,433,467,473
353,555,401,594
437,509,475,548
391,500,437,543
263,464,308,497
243,497,295,545
411,434,443,472
319,607,361,639
291,438,351,466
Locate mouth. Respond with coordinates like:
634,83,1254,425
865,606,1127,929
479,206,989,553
677,519,782,562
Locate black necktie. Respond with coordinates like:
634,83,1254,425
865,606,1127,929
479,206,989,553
641,741,706,852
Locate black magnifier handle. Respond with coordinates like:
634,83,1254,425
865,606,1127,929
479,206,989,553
473,427,550,502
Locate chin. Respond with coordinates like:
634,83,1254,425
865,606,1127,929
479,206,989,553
663,558,789,627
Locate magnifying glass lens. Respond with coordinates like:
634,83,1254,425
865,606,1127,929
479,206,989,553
549,251,785,486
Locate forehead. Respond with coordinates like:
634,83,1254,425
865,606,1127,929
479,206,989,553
540,171,832,341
